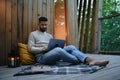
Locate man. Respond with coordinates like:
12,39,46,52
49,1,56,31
28,16,109,66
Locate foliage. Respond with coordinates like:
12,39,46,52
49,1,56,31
101,0,120,51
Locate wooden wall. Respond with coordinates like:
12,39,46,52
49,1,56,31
0,0,79,65
0,0,54,65
0,0,100,65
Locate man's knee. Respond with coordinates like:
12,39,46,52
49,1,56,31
53,47,64,52
65,45,76,50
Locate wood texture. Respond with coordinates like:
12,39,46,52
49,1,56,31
0,0,6,65
0,0,78,65
66,0,78,48
0,54,120,80
79,0,87,50
11,0,18,50
78,0,100,53
5,0,12,64
83,0,91,53
90,0,97,53
0,0,54,65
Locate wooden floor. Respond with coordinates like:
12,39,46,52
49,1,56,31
0,54,120,80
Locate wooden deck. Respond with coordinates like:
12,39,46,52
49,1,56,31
0,54,120,80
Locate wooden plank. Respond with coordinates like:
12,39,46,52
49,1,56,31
50,0,54,35
95,0,102,53
11,0,18,50
23,0,28,43
37,0,43,17
78,0,83,30
90,0,97,53
64,0,69,45
66,0,78,47
28,0,33,34
42,0,47,17
0,54,120,80
0,0,6,65
83,0,91,53
17,0,23,42
79,0,87,51
5,0,12,64
32,0,38,31
46,0,51,33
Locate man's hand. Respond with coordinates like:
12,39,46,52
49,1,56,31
42,48,47,52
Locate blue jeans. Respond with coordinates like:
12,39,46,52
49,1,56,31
36,45,87,65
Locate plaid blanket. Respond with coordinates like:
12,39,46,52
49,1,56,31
14,63,104,76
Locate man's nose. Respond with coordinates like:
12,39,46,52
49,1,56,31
43,25,46,28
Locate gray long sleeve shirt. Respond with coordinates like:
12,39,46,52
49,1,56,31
28,30,53,54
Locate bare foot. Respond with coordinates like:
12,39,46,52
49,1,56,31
89,60,109,67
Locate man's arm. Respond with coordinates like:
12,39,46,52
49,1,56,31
28,32,44,54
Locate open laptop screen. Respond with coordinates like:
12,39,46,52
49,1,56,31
47,39,66,51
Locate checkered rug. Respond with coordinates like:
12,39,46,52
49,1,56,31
14,63,104,76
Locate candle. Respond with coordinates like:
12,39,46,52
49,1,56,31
11,57,15,67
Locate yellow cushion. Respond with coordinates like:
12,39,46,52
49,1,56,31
18,43,36,65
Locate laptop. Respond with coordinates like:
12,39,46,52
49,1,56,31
47,39,66,52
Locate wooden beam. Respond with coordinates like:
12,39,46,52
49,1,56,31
46,0,51,33
5,0,12,64
32,0,38,31
83,0,91,53
90,0,96,53
37,0,43,17
99,13,120,20
0,0,6,65
96,0,103,53
79,0,87,51
78,0,83,29
50,0,54,35
11,0,18,49
42,0,47,17
28,0,33,35
18,0,23,42
23,0,28,43
99,51,120,54
66,0,78,48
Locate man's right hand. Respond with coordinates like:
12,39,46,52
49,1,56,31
42,48,47,52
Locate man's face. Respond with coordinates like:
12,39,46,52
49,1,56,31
38,21,47,32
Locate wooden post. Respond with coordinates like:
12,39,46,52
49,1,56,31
18,0,23,42
28,0,33,35
11,0,18,50
32,0,38,31
65,0,78,48
83,0,92,53
90,0,98,53
42,0,47,17
79,0,87,51
6,0,12,64
47,0,51,33
50,0,54,35
23,0,28,43
0,0,6,65
96,0,103,53
78,0,83,29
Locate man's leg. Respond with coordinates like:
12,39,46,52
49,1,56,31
64,45,87,63
42,47,79,65
64,45,109,66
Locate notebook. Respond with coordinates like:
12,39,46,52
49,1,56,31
47,39,66,52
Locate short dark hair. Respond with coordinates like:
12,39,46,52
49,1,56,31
39,17,48,22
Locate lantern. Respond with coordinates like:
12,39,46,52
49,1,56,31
8,50,20,68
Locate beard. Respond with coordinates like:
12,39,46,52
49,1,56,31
40,27,47,32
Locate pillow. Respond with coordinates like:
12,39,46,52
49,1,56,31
18,43,36,65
